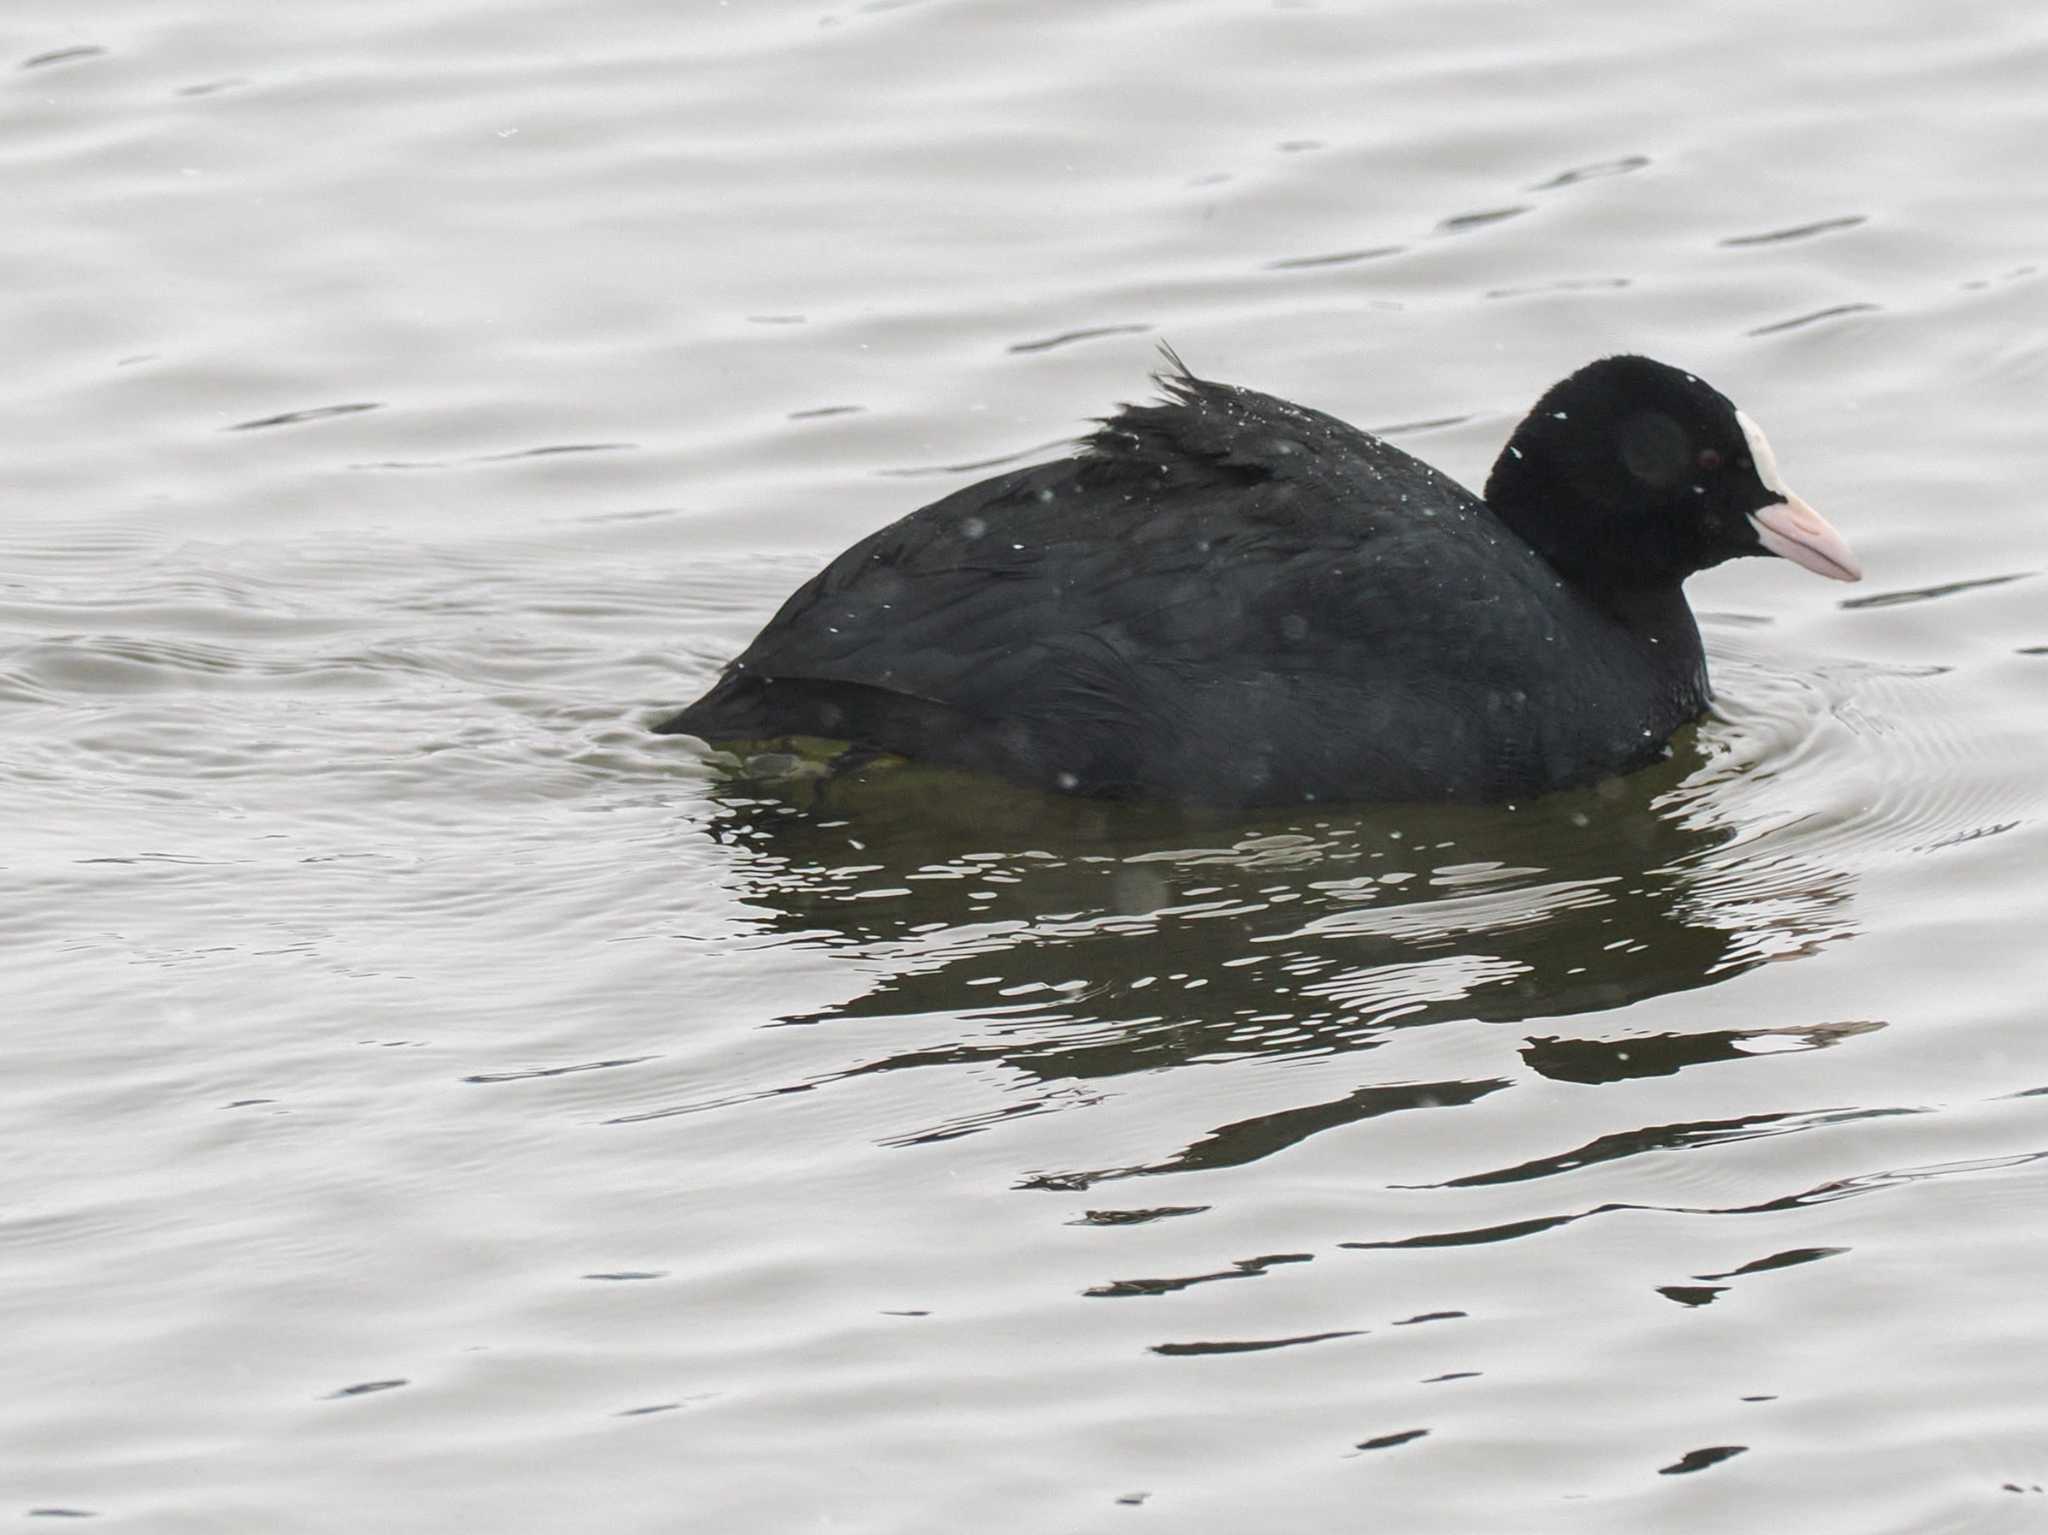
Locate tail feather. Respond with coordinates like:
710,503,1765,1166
653,671,973,756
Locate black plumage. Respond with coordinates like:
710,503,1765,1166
656,353,1858,805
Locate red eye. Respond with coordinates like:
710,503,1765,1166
1697,448,1723,471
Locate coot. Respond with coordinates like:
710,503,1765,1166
655,354,1859,805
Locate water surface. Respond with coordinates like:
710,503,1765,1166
5,1,2047,1530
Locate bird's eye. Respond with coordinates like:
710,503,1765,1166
1696,448,1723,472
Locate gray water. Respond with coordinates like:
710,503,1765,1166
6,1,2047,1530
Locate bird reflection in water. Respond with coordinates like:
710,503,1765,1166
654,724,1864,1185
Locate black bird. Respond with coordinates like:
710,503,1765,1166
655,353,1859,805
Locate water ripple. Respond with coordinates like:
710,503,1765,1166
1746,302,1881,336
1435,206,1530,234
1839,570,2035,610
20,45,107,70
1528,154,1651,189
1720,215,1868,246
1264,245,1405,271
226,402,383,432
1007,322,1152,354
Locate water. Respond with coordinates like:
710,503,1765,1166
6,1,2046,1529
